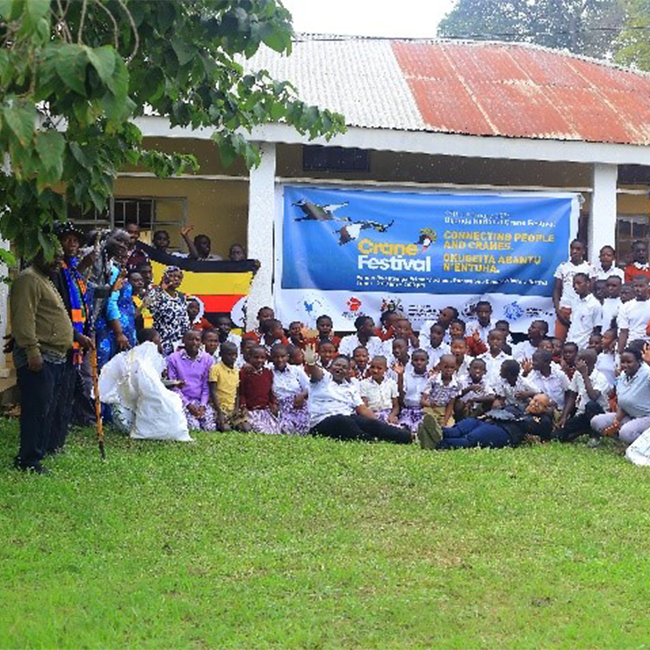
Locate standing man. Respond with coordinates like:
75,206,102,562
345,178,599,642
52,222,95,430
11,247,74,473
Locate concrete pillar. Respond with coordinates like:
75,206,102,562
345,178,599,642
246,142,276,329
589,163,618,264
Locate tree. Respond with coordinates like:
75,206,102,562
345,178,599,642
614,0,650,69
0,0,345,260
438,0,625,59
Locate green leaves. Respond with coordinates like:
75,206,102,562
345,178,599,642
56,44,88,96
2,101,36,146
86,46,117,85
35,131,64,183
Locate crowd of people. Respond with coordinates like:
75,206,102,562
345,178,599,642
9,221,650,473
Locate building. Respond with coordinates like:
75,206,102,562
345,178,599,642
90,36,650,324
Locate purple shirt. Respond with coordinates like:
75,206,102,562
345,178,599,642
167,350,213,406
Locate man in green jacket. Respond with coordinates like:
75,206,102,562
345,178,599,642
10,248,74,473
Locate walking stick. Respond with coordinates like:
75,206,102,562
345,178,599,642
89,340,105,460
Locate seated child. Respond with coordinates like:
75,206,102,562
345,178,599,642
455,357,491,421
239,345,280,434
595,328,617,389
556,348,611,445
376,310,400,341
487,359,537,412
450,336,471,380
288,321,305,349
209,341,243,431
382,318,419,357
167,330,216,431
351,346,370,379
270,344,309,435
419,306,458,348
561,341,579,380
395,348,430,431
288,344,305,367
214,314,242,350
449,318,487,357
421,354,460,426
260,318,288,353
422,323,451,370
388,338,410,375
478,329,512,384
202,328,220,361
236,337,256,369
359,355,400,424
318,340,338,371
188,296,212,332
305,314,341,350
587,332,603,355
494,320,513,355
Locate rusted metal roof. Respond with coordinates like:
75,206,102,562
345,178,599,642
249,37,650,146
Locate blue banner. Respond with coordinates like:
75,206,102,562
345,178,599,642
281,186,573,297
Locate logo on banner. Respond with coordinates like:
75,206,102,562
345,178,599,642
347,297,362,312
356,228,434,273
295,295,326,325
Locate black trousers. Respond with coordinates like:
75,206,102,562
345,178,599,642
15,359,69,469
556,401,604,443
311,414,413,444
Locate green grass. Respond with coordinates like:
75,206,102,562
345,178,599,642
1,420,650,649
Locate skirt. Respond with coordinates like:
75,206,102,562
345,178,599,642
278,397,310,435
398,406,425,432
247,408,282,435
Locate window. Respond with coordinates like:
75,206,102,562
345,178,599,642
303,145,370,172
617,214,650,262
68,196,188,247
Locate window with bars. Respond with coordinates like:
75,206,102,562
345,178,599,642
68,196,187,246
617,214,650,263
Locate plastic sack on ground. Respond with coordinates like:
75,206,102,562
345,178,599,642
625,427,650,467
98,342,192,442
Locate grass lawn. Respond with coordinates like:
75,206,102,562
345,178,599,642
2,420,650,649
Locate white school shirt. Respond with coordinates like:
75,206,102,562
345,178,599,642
554,260,597,309
601,297,621,332
566,294,603,349
457,375,490,404
401,368,430,408
569,368,610,413
512,340,539,362
478,350,513,384
308,372,363,428
466,320,493,345
359,376,399,411
272,365,309,401
420,342,451,370
418,320,442,348
338,334,384,358
595,266,624,281
487,375,538,409
527,367,570,410
595,351,616,388
456,357,471,382
617,298,650,342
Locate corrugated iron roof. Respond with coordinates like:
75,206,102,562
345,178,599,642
249,37,650,146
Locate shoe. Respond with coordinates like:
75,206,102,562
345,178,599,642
417,414,443,450
587,437,601,449
13,459,49,475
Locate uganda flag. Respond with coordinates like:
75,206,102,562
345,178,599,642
140,243,258,327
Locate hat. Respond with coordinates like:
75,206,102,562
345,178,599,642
53,221,86,244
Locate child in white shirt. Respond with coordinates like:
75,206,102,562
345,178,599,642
395,349,430,432
566,272,602,349
359,356,399,424
617,275,650,352
478,329,513,384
